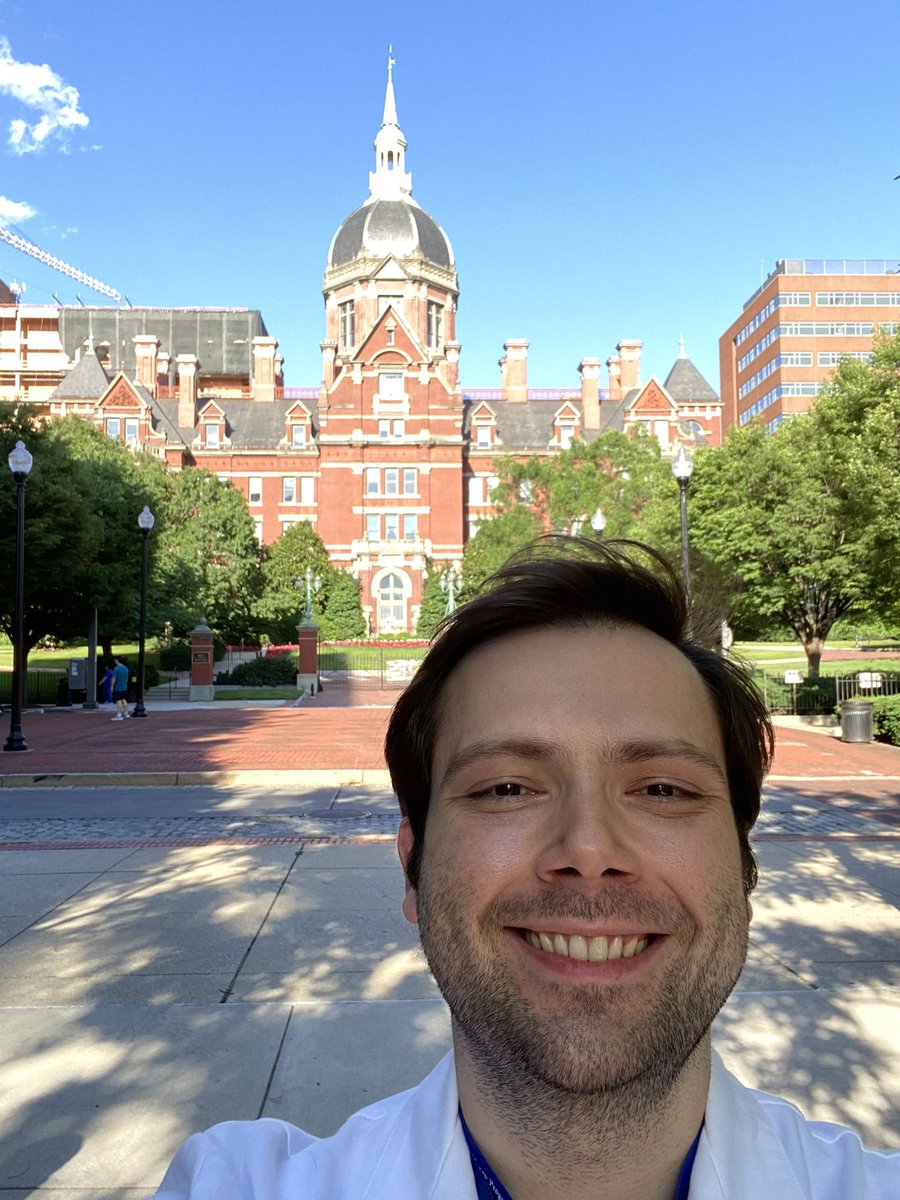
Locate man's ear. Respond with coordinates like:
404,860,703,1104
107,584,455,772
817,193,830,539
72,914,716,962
397,818,419,924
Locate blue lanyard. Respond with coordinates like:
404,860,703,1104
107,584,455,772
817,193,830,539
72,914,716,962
460,1108,703,1200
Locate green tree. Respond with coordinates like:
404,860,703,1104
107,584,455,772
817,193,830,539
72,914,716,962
416,563,452,638
492,429,669,537
155,468,262,643
255,522,334,642
319,570,367,640
461,508,543,596
684,420,872,675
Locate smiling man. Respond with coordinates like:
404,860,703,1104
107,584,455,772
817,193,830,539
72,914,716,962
152,539,898,1199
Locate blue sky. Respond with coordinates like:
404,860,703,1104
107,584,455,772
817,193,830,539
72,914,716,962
1,0,898,392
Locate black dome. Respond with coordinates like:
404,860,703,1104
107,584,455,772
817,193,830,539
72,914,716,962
328,199,454,271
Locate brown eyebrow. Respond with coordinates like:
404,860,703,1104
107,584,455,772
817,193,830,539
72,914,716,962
436,736,728,793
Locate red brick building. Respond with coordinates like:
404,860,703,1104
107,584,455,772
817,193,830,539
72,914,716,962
2,62,719,633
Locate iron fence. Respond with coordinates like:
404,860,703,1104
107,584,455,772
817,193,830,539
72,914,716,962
318,647,422,691
0,667,66,706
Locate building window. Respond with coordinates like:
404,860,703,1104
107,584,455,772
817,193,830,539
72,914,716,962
249,477,262,505
339,300,355,348
300,476,315,505
379,372,404,399
366,514,380,540
403,513,417,541
105,417,120,439
427,301,443,349
384,513,400,541
291,423,306,448
559,424,575,448
386,325,395,346
204,423,220,448
402,468,417,495
377,572,406,632
392,419,405,438
125,418,139,444
476,424,491,448
378,419,390,438
365,467,379,494
468,476,485,505
378,418,405,439
254,520,264,543
384,469,399,495
282,476,296,503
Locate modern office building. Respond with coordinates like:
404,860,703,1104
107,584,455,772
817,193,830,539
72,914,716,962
719,259,900,432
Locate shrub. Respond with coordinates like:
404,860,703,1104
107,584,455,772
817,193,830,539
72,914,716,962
872,696,900,745
230,656,297,686
143,664,161,689
159,642,192,671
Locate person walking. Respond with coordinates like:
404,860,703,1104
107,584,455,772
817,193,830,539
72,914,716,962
101,662,115,708
111,657,130,720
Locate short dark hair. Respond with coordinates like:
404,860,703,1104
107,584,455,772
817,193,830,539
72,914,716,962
385,537,773,894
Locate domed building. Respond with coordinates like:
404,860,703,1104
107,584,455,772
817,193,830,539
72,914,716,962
313,55,466,633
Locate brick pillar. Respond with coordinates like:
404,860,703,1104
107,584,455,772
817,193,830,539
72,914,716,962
296,620,319,696
189,619,215,701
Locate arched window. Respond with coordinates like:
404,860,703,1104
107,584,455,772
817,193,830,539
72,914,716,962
377,572,406,632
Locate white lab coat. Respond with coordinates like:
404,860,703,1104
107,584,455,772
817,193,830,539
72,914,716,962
151,1051,898,1199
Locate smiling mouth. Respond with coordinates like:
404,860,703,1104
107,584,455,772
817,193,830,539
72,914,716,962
522,930,652,961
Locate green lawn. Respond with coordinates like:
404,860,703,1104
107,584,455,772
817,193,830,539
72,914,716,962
214,688,296,701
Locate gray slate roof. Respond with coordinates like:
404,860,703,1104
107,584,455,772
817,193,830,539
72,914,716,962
329,199,454,270
58,308,269,380
155,396,320,446
51,347,110,398
663,356,718,402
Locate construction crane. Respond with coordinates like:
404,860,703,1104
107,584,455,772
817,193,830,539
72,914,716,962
0,224,121,303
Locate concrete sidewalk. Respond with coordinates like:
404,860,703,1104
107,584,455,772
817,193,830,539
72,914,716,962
0,706,897,1197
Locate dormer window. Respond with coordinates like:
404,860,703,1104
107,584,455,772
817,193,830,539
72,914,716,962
475,424,492,448
291,423,307,448
204,423,220,448
559,424,575,449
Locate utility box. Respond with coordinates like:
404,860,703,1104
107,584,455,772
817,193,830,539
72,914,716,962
68,658,85,688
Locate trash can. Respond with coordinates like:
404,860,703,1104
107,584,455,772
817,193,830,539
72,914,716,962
841,700,874,743
56,677,72,707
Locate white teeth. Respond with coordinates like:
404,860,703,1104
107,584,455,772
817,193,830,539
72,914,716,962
525,931,650,961
568,934,588,961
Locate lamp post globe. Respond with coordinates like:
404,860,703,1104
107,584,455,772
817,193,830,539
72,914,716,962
590,507,607,537
671,445,694,619
133,506,155,718
4,441,33,753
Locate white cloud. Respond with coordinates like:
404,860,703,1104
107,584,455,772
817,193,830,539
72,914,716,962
0,36,90,155
0,194,37,226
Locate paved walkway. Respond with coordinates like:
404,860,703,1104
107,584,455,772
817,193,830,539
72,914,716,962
0,699,897,1197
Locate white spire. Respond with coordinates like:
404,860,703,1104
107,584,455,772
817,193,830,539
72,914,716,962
369,47,412,200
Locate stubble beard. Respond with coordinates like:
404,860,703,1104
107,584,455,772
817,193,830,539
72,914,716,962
415,873,748,1131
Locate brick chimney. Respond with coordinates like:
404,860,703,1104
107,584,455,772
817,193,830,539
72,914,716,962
176,354,199,430
252,336,278,401
501,338,529,402
133,335,160,397
606,354,622,403
578,357,602,430
617,338,642,392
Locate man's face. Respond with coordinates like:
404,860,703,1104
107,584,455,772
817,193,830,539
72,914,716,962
398,623,749,1096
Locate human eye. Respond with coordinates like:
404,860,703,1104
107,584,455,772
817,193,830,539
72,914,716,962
631,780,703,805
469,781,536,802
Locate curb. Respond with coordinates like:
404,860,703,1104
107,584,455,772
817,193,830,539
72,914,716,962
0,769,395,789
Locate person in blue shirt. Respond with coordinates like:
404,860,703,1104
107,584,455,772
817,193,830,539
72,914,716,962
111,657,130,720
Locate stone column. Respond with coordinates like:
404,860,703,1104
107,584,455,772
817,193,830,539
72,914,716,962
189,619,216,702
296,620,319,696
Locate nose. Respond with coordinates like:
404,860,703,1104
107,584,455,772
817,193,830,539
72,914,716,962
534,787,641,884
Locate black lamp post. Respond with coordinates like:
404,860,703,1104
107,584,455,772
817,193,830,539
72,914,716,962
133,505,155,718
296,566,322,623
4,440,33,753
671,445,694,618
